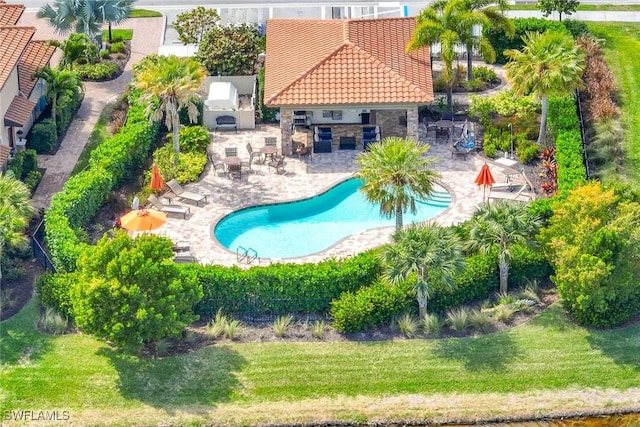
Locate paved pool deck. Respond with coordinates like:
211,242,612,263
156,126,528,267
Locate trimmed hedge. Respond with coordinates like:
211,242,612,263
35,272,78,318
56,87,83,135
189,250,383,318
29,118,57,153
44,92,160,272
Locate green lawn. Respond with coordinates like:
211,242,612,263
129,9,162,18
509,4,640,11
1,300,639,425
587,23,640,184
102,28,133,41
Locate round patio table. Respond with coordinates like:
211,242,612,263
434,119,455,129
260,146,278,163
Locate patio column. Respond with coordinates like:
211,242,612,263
280,109,293,154
406,106,419,142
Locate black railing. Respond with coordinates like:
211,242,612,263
31,220,56,273
575,91,591,180
197,298,332,323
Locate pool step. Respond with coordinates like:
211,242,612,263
426,191,452,207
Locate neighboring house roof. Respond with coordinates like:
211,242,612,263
0,25,35,91
19,40,55,96
264,17,433,107
0,3,24,26
0,144,11,168
4,93,35,127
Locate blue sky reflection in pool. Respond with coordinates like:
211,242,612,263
214,178,451,259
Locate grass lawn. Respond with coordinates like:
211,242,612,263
587,23,640,184
102,28,133,41
509,4,640,11
129,9,162,18
1,299,639,426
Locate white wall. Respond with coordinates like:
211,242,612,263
307,109,366,125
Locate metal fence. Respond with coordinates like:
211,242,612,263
31,220,56,273
197,298,332,323
575,91,592,180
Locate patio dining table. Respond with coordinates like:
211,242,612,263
260,146,278,163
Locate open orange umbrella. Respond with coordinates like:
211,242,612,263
120,209,166,232
474,163,496,202
150,164,164,192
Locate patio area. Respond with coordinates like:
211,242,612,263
154,123,529,267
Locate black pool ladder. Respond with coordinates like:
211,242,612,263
237,246,258,265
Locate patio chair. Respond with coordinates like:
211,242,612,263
208,152,226,176
268,155,286,174
225,147,238,157
147,194,190,218
246,143,263,164
173,253,198,263
166,179,208,206
441,111,454,121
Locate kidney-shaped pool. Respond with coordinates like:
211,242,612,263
213,178,451,259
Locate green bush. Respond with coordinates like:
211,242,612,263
153,144,207,184
24,170,42,192
56,87,83,135
548,96,586,194
516,139,539,164
109,41,125,54
432,76,448,92
174,125,210,153
177,96,204,127
331,280,413,333
35,272,78,318
562,20,591,39
75,62,118,81
465,78,487,92
100,49,110,59
29,118,58,153
484,142,497,158
472,66,499,84
258,67,279,122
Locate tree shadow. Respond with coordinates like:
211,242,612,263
585,320,640,371
99,344,246,414
433,331,522,372
0,300,55,365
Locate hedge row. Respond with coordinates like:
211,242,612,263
44,91,160,272
330,246,550,333
187,250,383,318
548,96,587,194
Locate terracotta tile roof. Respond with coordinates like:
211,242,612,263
264,18,433,107
0,3,24,26
19,40,55,96
0,26,35,91
0,144,11,168
4,93,35,127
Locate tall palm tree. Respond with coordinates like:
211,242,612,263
133,55,206,161
0,173,35,284
97,0,135,43
460,0,514,80
381,223,464,317
47,33,98,70
32,66,84,130
408,0,467,108
504,30,585,145
356,137,440,231
467,201,541,294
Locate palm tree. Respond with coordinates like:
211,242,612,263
504,30,586,145
0,173,35,284
32,66,84,130
381,223,464,317
133,55,206,162
47,33,98,70
356,137,440,231
460,0,514,80
467,201,541,294
37,0,134,42
408,0,467,108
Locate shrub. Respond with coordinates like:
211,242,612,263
447,307,470,331
205,309,227,338
224,319,243,340
24,170,42,192
483,142,496,158
432,76,448,92
562,20,591,39
312,320,326,339
394,313,419,338
153,144,208,184
56,87,83,135
493,304,514,322
258,67,279,122
422,313,443,336
35,272,78,318
516,139,539,164
472,66,499,84
40,308,68,335
29,118,57,153
469,309,492,333
175,125,210,153
100,49,110,59
109,41,126,54
75,62,118,81
272,315,293,338
465,78,487,92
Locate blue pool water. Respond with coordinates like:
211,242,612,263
213,178,451,259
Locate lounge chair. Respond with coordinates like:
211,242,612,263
166,179,207,206
173,254,198,263
147,194,190,218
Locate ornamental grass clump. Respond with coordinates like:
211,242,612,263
224,319,243,340
311,320,326,339
272,315,293,338
394,313,419,338
493,304,515,323
40,308,68,335
447,307,470,331
469,309,492,333
422,313,443,337
206,309,227,339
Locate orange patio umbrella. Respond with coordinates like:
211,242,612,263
120,209,167,232
150,164,164,192
474,162,496,202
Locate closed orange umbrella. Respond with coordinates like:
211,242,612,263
475,163,495,202
120,209,166,232
150,164,164,192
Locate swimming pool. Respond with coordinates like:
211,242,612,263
213,178,451,259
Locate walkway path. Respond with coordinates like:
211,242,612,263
17,13,165,209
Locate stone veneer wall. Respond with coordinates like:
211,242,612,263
279,109,293,154
406,106,419,141
374,109,408,139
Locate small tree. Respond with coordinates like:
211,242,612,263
0,173,34,284
196,24,261,76
174,6,220,45
537,0,580,22
71,232,203,353
32,66,84,130
381,223,464,317
46,33,98,70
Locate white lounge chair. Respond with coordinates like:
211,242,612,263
166,179,207,206
147,194,190,218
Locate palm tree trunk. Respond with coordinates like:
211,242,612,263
416,285,428,318
172,113,180,166
51,94,58,130
395,204,403,231
466,43,473,81
447,88,453,109
108,22,112,43
538,95,549,145
499,252,509,293
559,12,562,22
